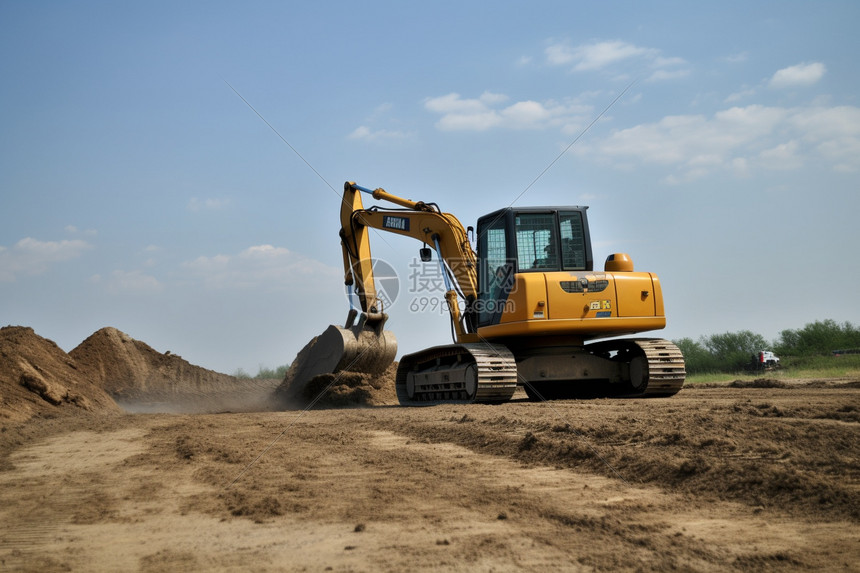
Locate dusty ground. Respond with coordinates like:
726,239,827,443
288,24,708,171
1,326,859,571
0,382,858,572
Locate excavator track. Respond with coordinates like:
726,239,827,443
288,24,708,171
522,337,686,400
396,343,518,405
623,338,686,396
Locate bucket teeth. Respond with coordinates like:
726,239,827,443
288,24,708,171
279,324,396,404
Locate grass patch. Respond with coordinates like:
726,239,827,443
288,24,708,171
686,353,860,384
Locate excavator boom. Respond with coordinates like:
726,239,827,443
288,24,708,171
339,181,480,342
280,181,480,405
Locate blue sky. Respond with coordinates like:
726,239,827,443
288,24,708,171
2,1,858,374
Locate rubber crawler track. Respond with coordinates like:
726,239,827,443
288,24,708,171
631,338,686,396
395,343,517,406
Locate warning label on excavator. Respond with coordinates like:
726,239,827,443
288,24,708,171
383,215,410,231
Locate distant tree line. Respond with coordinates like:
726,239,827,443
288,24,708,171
233,364,290,379
674,319,860,374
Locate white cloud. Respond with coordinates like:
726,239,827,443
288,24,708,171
479,92,509,106
769,62,826,89
788,105,860,172
371,102,393,115
546,40,654,70
182,244,340,290
581,103,860,180
725,86,758,103
348,102,412,141
758,140,803,169
349,126,372,139
501,101,552,125
723,52,749,64
424,93,500,131
545,39,686,78
64,225,98,236
0,237,92,282
727,62,826,102
348,125,409,141
653,56,687,68
425,92,591,132
436,110,501,132
424,92,507,115
515,55,532,66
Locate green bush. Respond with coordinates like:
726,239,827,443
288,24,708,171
774,319,860,356
674,331,767,374
255,364,290,379
673,338,719,374
703,330,768,371
674,319,860,375
231,365,289,379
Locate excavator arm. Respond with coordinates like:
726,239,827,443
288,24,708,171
278,181,479,405
339,181,480,343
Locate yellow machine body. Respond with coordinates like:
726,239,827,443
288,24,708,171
285,181,685,406
478,270,666,340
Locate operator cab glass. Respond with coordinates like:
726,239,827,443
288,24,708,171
475,207,592,327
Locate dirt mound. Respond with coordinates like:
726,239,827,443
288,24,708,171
71,327,228,396
277,362,398,409
729,378,788,388
0,326,120,425
70,327,279,413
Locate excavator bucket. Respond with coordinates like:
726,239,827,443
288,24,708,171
277,313,397,406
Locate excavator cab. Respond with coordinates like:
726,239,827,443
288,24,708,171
475,207,593,328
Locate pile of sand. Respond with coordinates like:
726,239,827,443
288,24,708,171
69,327,283,414
0,326,121,425
1,324,397,422
1,325,283,422
71,327,247,398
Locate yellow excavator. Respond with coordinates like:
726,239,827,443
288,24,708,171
286,181,685,405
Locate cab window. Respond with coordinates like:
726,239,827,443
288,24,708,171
559,211,587,270
515,213,558,271
477,215,510,325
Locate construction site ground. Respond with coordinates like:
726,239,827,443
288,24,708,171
1,327,858,571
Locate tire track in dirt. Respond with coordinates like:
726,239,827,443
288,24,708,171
0,418,358,571
363,428,854,571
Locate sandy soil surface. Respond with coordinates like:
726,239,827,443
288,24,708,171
1,326,859,571
1,382,858,572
